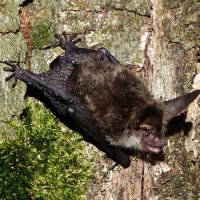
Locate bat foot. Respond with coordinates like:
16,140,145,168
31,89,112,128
52,31,81,55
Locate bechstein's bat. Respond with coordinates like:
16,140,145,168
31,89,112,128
1,32,200,168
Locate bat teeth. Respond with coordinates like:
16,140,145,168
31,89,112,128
146,146,161,154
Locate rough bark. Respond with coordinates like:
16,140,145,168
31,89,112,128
0,0,199,199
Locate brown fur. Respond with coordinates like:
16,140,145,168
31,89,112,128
71,57,163,144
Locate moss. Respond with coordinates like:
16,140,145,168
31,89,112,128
0,100,93,199
31,23,53,49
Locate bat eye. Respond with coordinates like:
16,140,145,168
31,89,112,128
144,133,149,137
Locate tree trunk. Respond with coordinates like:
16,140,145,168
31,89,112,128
0,0,199,199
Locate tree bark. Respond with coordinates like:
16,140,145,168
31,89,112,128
0,0,199,199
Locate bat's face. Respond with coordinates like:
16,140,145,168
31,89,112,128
111,127,167,153
136,105,167,153
140,126,167,153
132,89,200,154
126,125,168,154
107,106,167,153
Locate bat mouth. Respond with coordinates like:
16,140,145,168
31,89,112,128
145,145,162,154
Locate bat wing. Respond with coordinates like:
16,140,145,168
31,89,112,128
1,56,131,168
65,105,131,168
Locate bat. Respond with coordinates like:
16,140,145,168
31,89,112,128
1,32,199,168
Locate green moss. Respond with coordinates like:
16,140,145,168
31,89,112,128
0,100,92,199
31,23,53,49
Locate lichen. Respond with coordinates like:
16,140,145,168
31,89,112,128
0,1,21,32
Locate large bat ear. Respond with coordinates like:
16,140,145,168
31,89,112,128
164,90,200,121
136,106,163,129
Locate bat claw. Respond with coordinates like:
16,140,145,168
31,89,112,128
5,73,15,82
62,31,68,40
72,37,81,44
54,34,63,41
52,41,60,47
69,33,78,42
1,61,16,68
3,67,15,72
12,78,17,88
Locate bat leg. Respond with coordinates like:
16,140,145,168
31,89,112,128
52,32,120,66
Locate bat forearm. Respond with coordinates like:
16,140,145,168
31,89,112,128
16,69,71,103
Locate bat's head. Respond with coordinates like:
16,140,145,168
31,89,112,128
115,90,200,154
133,90,200,153
111,105,167,153
135,106,167,153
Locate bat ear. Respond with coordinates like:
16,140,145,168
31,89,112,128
137,106,163,129
164,90,200,121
